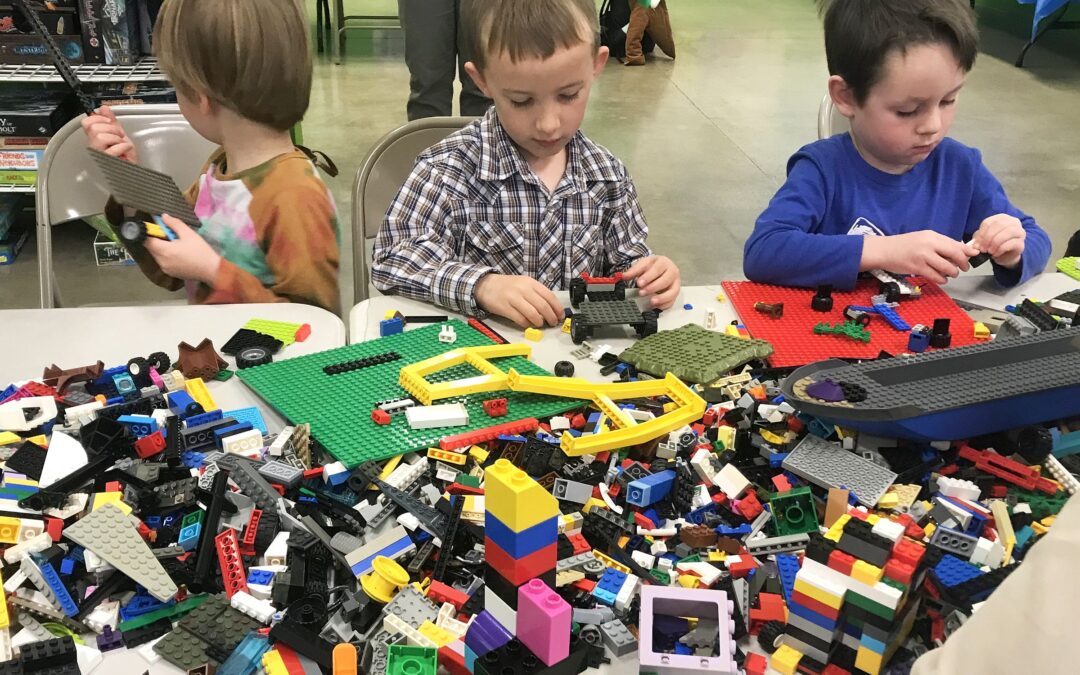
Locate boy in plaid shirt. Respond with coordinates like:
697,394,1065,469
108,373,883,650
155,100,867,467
373,0,680,328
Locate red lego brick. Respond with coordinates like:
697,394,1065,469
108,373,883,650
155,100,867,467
989,485,1008,498
485,537,556,586
440,418,539,451
884,558,916,586
890,537,926,567
240,509,262,556
439,643,469,675
735,491,763,520
790,589,840,621
727,553,759,579
44,518,62,542
748,592,786,625
571,578,595,593
567,533,591,555
745,653,768,675
691,422,706,436
772,475,792,493
105,481,121,492
482,398,508,418
958,445,1057,494
633,511,657,530
446,482,484,496
303,468,323,479
847,509,869,521
468,318,506,344
722,278,978,367
570,413,586,429
371,409,391,425
821,666,852,675
294,323,311,342
894,514,925,540
133,430,166,459
427,580,470,610
215,528,248,599
787,416,805,433
828,550,856,576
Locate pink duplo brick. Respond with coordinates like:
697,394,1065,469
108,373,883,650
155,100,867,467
516,578,571,666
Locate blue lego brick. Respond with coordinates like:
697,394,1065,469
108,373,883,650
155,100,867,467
686,504,717,525
497,434,526,443
465,644,478,672
218,632,271,675
144,516,161,530
178,523,201,551
872,303,911,331
933,555,983,588
34,556,78,617
484,513,557,559
184,409,224,428
348,532,415,578
716,524,752,537
117,414,158,438
214,423,255,447
626,470,676,507
112,372,137,396
1015,526,1034,549
592,568,627,607
908,329,930,353
380,317,405,336
860,633,886,655
222,407,268,435
248,569,275,586
1053,429,1080,458
674,642,693,655
776,554,799,603
0,385,16,401
59,558,75,576
789,600,837,632
167,391,199,416
120,594,170,621
963,512,987,537
769,453,789,468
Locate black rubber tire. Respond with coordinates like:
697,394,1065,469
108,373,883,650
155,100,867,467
570,320,588,345
614,280,627,300
147,351,172,373
119,220,147,244
880,281,901,303
554,361,575,377
757,620,786,654
236,346,273,369
127,357,150,380
569,279,586,308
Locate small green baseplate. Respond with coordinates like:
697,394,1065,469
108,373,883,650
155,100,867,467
1057,257,1080,282
617,323,773,384
238,321,580,467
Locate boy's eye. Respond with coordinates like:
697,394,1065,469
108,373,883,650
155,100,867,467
941,98,957,106
510,99,532,108
559,92,581,103
896,109,917,118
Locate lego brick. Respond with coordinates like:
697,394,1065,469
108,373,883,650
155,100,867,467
551,478,592,505
406,403,470,429
486,538,558,589
722,278,978,367
638,585,739,675
485,513,557,559
617,323,773,383
483,586,517,635
484,459,559,531
626,470,676,507
346,526,415,578
516,579,571,666
782,435,897,507
387,644,437,675
238,322,577,467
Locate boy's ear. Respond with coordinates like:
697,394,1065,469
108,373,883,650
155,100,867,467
197,90,215,117
464,62,491,98
593,45,610,75
828,75,858,118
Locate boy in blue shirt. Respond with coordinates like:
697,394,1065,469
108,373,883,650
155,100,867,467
744,0,1051,289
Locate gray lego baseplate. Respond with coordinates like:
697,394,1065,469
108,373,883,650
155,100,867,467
781,435,897,507
574,299,647,326
618,323,774,384
382,585,439,626
88,148,201,228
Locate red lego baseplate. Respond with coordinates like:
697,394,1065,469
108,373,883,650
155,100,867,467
721,278,978,367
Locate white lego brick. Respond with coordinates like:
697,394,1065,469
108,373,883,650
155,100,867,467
222,428,264,455
936,476,981,502
406,403,469,429
1045,455,1080,496
713,463,749,499
1013,503,1032,515
549,416,571,431
262,530,291,566
691,485,712,508
651,541,669,557
704,309,718,330
397,512,421,532
675,561,723,587
85,599,120,633
656,556,673,571
630,551,656,569
438,325,457,343
484,587,517,634
385,456,428,490
231,590,275,623
385,613,437,648
38,430,88,489
74,642,102,674
322,460,348,483
870,518,906,543
690,448,716,483
268,426,295,457
248,583,273,600
0,397,56,432
435,462,459,483
614,575,640,612
4,532,51,565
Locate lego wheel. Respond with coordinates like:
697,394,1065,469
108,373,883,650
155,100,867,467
637,312,659,337
236,346,273,369
147,351,171,373
569,278,586,308
118,220,147,244
757,620,786,654
126,357,150,380
570,319,589,344
614,279,626,300
554,360,575,377
879,281,901,303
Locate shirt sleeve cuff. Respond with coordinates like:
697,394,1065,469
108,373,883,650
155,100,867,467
991,259,1024,288
432,263,496,316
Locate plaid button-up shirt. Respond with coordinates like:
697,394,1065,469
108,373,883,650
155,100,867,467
371,108,652,316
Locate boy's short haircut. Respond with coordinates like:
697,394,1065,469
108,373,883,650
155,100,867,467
463,0,599,70
154,0,312,131
818,0,978,104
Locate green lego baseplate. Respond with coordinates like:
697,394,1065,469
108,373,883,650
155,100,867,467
1057,257,1080,282
237,321,582,467
617,323,774,384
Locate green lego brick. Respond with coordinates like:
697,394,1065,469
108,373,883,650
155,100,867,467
455,473,480,488
1008,487,1068,519
214,369,234,382
813,320,871,343
237,321,581,468
1058,257,1080,281
181,510,204,528
243,318,304,346
387,644,437,675
119,594,209,632
845,589,896,622
617,323,773,384
769,486,820,536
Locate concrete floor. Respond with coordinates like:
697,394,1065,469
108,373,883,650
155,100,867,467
3,0,1079,312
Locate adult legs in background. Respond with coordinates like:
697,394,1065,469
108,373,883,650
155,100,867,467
648,1,676,59
456,0,492,118
399,0,456,120
625,0,676,66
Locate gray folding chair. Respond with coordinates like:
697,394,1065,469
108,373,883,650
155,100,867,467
35,104,216,308
351,116,473,304
817,94,851,140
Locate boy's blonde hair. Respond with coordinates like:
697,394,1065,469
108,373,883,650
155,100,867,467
154,0,312,131
463,0,599,70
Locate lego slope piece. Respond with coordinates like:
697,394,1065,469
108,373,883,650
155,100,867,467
485,459,559,532
62,503,177,601
617,323,773,384
243,319,308,346
721,279,978,367
1057,256,1080,281
638,585,739,675
782,435,896,507
237,321,578,467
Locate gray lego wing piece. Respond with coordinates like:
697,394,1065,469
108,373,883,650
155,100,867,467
63,503,178,601
781,435,897,507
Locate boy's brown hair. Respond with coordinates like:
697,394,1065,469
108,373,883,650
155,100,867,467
463,0,599,70
154,0,312,131
818,0,978,104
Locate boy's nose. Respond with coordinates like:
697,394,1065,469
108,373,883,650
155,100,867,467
917,109,941,136
536,111,560,137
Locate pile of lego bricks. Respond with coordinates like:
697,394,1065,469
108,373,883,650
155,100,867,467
0,323,1076,675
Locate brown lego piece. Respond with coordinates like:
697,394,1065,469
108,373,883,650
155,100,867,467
715,537,742,555
680,524,718,549
42,361,105,394
825,488,850,528
175,339,228,380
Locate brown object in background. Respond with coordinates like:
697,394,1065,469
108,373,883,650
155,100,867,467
825,488,851,528
625,0,676,66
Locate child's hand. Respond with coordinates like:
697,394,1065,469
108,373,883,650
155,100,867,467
475,274,565,329
144,215,221,284
863,232,979,285
623,255,681,309
972,214,1026,269
80,106,138,163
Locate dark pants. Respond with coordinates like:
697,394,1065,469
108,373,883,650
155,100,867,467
399,0,491,120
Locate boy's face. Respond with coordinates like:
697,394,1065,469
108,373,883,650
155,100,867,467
832,43,966,174
466,38,608,165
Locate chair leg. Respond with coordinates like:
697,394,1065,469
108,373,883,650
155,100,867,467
1015,4,1074,67
316,0,325,54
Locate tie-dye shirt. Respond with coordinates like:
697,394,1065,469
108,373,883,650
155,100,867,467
113,149,341,313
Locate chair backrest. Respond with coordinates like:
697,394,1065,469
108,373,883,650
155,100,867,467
817,93,851,139
351,116,474,303
35,104,217,307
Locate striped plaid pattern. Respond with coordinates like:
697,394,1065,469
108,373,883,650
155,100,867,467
372,108,652,316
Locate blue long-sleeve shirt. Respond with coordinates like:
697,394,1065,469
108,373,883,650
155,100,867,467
743,133,1051,289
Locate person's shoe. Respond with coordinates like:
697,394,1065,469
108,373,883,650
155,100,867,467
624,55,646,66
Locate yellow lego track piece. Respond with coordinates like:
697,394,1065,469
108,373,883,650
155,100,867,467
185,378,217,413
505,370,706,456
398,344,533,406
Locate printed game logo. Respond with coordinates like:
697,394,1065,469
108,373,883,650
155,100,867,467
0,119,13,135
103,0,121,23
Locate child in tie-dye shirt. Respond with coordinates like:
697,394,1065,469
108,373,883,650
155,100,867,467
82,0,340,313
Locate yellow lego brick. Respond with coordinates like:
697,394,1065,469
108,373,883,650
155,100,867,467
1041,515,1056,528
760,430,787,446
383,310,399,320
523,328,543,342
866,514,880,525
714,425,735,451
876,492,899,510
468,445,489,464
26,436,46,448
4,478,37,488
851,560,884,585
185,378,217,413
418,620,456,648
561,318,572,334
771,644,803,675
824,514,850,543
974,321,990,340
677,574,701,589
855,647,884,675
0,432,20,446
715,293,725,302
1032,521,1048,536
724,325,740,337
484,459,558,531
0,517,19,545
92,493,132,515
427,448,466,465
0,571,7,629
144,221,167,239
592,551,631,575
793,579,844,610
583,498,606,513
923,522,936,538
708,551,727,562
261,650,289,675
556,570,584,587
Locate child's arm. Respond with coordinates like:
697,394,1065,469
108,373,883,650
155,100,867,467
965,159,1051,287
744,159,865,289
